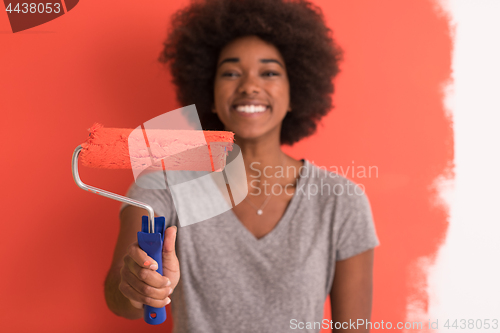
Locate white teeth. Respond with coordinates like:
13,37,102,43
235,105,267,113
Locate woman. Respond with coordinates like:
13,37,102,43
104,0,379,332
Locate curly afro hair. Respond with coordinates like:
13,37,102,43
159,0,343,145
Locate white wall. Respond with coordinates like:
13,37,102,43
419,1,500,331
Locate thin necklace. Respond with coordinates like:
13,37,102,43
244,154,285,216
245,194,272,215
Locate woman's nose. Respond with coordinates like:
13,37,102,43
237,74,261,95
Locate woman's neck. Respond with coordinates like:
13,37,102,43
233,129,301,192
236,131,284,172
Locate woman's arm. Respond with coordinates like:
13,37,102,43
330,249,374,332
104,206,147,319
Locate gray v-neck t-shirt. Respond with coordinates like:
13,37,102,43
120,159,379,332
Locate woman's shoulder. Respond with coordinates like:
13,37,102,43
302,159,366,188
299,159,370,206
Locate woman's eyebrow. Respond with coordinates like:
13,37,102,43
260,58,284,68
218,58,239,68
217,58,284,68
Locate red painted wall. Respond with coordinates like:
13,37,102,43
0,0,452,331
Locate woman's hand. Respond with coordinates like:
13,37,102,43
118,226,180,309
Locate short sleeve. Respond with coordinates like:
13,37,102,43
334,182,380,261
119,171,178,228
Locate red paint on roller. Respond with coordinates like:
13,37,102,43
80,123,234,172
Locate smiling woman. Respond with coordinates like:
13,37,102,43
159,0,342,146
104,0,379,332
213,36,292,143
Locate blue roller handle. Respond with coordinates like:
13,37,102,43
137,216,167,325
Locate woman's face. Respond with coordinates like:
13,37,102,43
213,35,291,141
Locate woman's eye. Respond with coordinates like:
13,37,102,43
222,72,239,77
263,71,279,77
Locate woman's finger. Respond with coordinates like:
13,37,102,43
124,255,170,288
119,279,171,308
129,299,143,309
122,265,172,300
128,242,159,271
162,226,180,275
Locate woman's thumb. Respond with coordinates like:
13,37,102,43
163,226,178,262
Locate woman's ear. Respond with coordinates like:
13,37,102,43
211,104,217,113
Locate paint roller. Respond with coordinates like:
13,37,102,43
71,123,234,325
